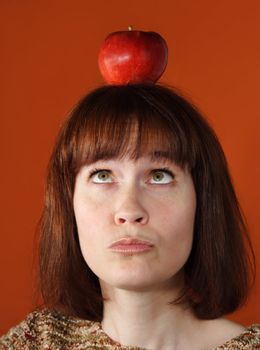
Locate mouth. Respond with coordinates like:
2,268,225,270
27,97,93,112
109,238,154,254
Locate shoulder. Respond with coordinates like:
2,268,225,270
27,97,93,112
216,324,260,349
199,318,260,349
0,308,101,349
209,319,260,349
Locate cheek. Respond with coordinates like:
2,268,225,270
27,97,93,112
74,200,106,239
74,185,109,227
73,194,112,264
162,212,194,253
156,193,196,260
74,207,104,272
151,187,196,235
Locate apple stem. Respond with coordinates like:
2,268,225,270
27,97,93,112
128,25,133,31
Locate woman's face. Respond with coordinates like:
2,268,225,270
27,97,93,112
73,154,196,292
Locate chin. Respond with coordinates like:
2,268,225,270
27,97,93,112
100,268,181,293
98,266,153,288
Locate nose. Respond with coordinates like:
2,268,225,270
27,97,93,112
114,193,149,225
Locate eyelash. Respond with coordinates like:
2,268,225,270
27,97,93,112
89,168,111,178
88,168,175,183
151,168,175,180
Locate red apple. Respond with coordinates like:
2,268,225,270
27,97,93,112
98,27,168,84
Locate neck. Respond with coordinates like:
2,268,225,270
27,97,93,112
100,280,202,350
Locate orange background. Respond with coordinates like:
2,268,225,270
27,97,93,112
0,0,259,334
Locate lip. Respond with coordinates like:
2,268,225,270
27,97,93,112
109,238,154,254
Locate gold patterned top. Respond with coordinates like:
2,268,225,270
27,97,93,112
0,308,259,349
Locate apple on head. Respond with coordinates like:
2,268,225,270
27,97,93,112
98,26,168,85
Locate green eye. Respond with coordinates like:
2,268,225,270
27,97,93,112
98,172,109,180
150,170,174,184
153,172,165,182
91,170,112,183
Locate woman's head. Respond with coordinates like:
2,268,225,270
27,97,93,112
38,84,254,321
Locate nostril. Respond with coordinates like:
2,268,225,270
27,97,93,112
136,217,143,223
114,211,149,225
116,216,144,224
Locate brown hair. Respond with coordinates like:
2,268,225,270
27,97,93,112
37,84,255,321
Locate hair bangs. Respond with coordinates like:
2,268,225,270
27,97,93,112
70,86,195,174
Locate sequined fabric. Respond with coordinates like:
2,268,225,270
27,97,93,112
0,308,259,349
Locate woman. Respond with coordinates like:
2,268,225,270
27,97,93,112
0,84,259,349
